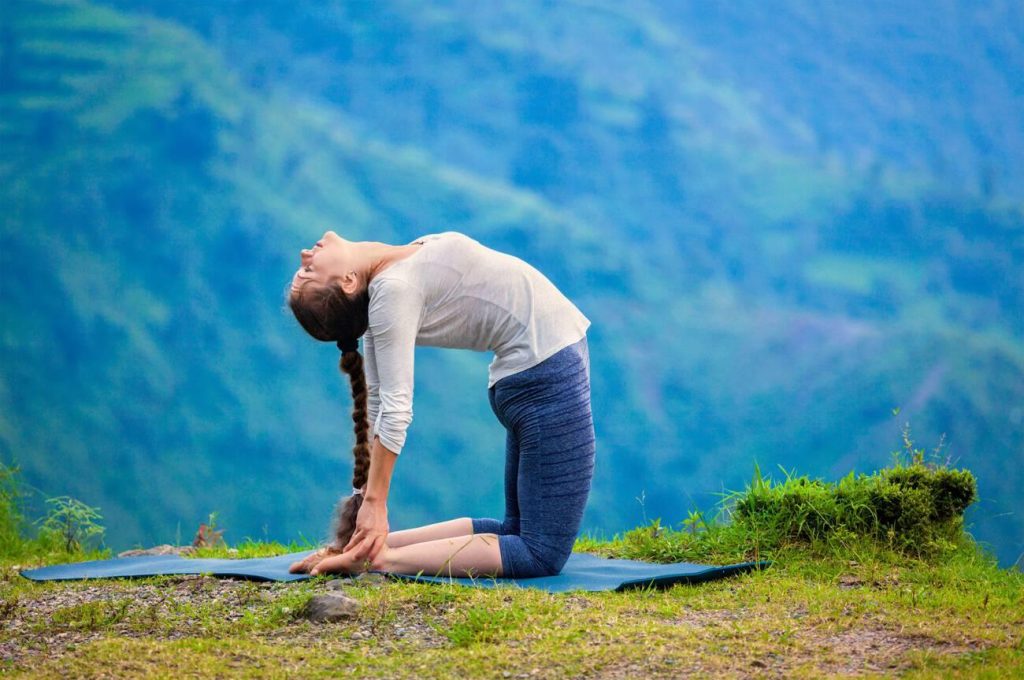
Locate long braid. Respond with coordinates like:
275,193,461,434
328,346,371,551
286,262,372,555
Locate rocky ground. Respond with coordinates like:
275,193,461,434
3,552,1021,678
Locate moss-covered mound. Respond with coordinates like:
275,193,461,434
733,463,978,557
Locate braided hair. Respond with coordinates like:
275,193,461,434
287,279,372,551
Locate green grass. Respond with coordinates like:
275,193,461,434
2,456,1021,677
188,537,320,560
49,598,133,632
437,602,531,647
4,546,1020,678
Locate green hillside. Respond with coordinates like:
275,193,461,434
1,0,1022,566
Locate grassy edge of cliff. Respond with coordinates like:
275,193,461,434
1,455,1022,679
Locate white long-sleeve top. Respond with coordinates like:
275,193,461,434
364,231,591,455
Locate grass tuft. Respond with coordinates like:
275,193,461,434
49,599,133,632
732,460,977,558
576,446,984,570
437,603,527,647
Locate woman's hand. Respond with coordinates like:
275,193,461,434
345,497,390,563
307,438,398,576
306,499,389,576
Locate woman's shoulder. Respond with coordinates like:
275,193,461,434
414,230,471,243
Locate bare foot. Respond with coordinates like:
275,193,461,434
289,547,338,574
310,545,386,576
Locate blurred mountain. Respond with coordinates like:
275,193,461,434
1,0,1021,565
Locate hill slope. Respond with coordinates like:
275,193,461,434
1,0,1022,564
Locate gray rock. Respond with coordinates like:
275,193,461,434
303,593,361,622
353,572,387,585
118,545,196,557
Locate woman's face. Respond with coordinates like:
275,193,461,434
290,230,350,295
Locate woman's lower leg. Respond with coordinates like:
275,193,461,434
385,517,475,548
375,532,503,578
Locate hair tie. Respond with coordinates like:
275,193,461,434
351,487,363,496
337,338,359,353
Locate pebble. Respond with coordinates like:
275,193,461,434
354,572,387,585
117,545,196,557
303,593,361,622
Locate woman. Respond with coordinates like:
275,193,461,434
286,230,594,579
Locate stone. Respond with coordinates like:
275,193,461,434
353,572,387,585
303,593,361,622
118,545,196,557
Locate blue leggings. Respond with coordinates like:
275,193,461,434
471,335,595,577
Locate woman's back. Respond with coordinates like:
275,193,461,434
368,231,590,390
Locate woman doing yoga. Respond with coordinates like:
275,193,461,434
286,230,595,578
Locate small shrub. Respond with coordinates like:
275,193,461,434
0,462,109,561
0,462,28,556
732,461,977,558
36,496,106,553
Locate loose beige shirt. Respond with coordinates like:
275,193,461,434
364,231,591,455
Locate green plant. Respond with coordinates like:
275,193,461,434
730,443,977,558
0,462,28,556
682,508,708,535
50,599,132,632
265,590,313,627
36,496,106,553
192,511,226,549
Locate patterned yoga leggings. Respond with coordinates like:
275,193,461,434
471,335,595,577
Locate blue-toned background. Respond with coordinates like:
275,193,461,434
1,0,1021,566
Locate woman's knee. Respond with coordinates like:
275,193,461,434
526,550,570,578
532,542,573,576
500,533,574,578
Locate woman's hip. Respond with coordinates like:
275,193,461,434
489,336,592,430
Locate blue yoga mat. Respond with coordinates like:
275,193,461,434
20,550,769,593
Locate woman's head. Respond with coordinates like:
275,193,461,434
288,230,371,344
286,230,373,552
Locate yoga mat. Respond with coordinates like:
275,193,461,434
20,551,769,593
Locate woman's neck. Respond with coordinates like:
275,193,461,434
365,241,424,282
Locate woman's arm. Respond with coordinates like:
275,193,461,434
336,435,397,564
363,277,423,456
337,278,424,565
363,330,379,446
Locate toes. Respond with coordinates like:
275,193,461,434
309,553,353,576
289,549,330,574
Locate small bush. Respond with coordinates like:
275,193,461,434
0,460,108,562
1,462,28,556
732,461,977,557
36,496,106,553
